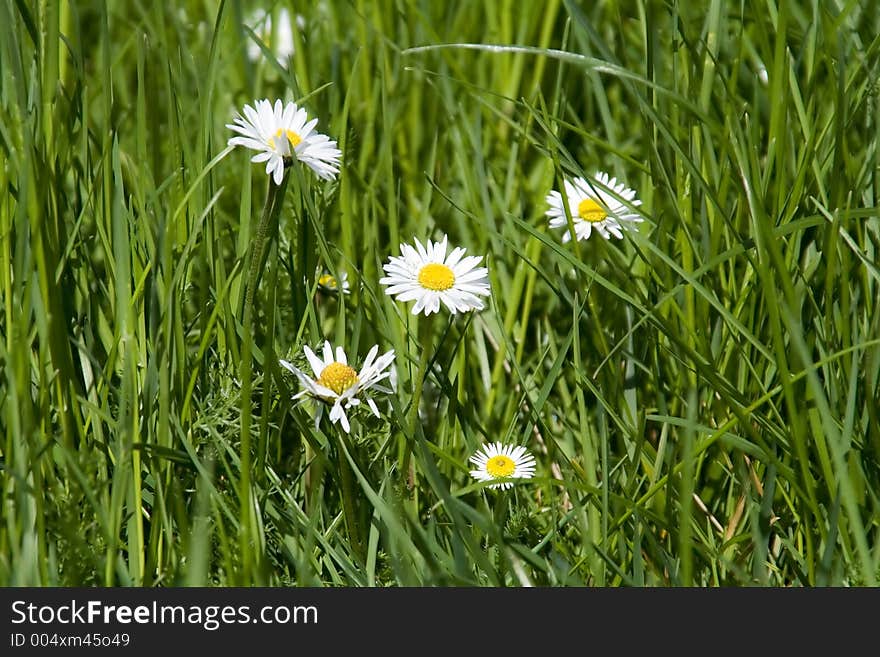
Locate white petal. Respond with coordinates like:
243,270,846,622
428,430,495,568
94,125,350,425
338,407,351,433
451,255,484,275
412,295,428,315
250,150,273,163
413,237,430,262
432,235,448,263
282,101,296,127
443,246,467,269
303,346,324,378
383,283,422,296
360,345,379,372
391,287,426,302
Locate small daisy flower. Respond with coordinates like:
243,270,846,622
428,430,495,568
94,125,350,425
469,442,536,490
226,98,342,185
379,235,490,316
756,64,769,86
245,7,296,62
280,341,395,433
317,270,350,295
545,171,643,241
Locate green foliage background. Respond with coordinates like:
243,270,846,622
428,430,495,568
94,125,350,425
1,0,879,586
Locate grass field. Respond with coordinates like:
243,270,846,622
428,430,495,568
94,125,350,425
1,0,879,587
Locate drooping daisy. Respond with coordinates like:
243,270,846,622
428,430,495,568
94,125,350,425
317,269,351,295
280,341,395,433
545,171,643,241
226,98,342,184
469,442,536,490
379,235,491,316
245,7,297,62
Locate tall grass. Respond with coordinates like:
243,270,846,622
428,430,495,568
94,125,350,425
1,0,878,586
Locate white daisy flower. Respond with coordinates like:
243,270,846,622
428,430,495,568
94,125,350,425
469,442,536,490
317,270,350,295
379,235,491,316
280,341,395,434
226,98,342,185
545,171,643,241
245,7,296,62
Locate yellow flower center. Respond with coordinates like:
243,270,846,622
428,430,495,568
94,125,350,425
577,198,607,223
485,455,516,478
417,263,455,291
318,274,338,289
317,362,358,395
269,128,302,151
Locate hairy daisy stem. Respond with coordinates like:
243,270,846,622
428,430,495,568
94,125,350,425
582,247,610,357
337,432,366,563
409,319,433,430
492,491,511,582
291,166,314,325
492,490,511,527
402,317,433,491
244,175,291,316
239,174,289,581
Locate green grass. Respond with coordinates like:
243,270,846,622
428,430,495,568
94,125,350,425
1,0,879,587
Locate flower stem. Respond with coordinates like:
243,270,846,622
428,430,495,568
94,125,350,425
290,165,315,327
401,317,432,494
493,490,511,582
492,489,511,527
239,174,289,581
408,317,433,435
244,175,290,316
337,432,366,564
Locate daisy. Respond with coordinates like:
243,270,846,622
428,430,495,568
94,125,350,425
379,235,490,316
317,269,351,295
226,98,342,184
545,171,643,241
280,341,395,433
469,442,536,490
245,7,296,62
